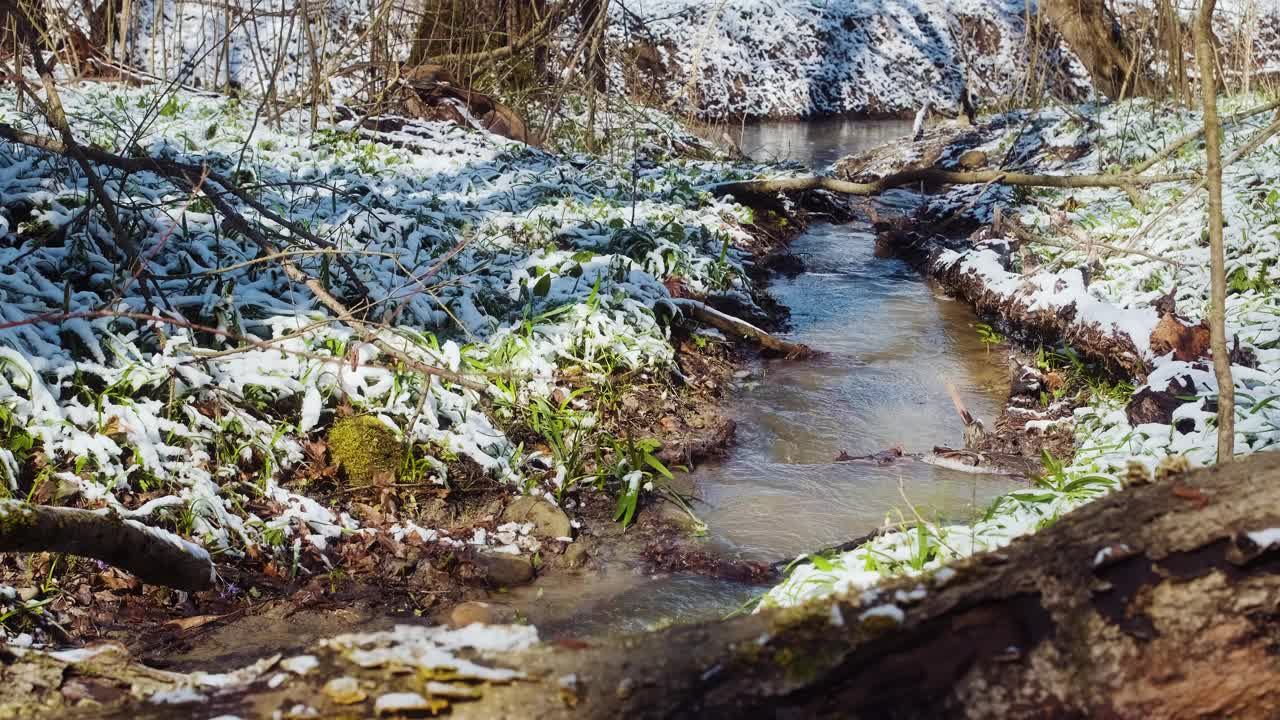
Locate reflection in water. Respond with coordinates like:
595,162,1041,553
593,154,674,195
733,117,915,169
508,121,1017,637
696,222,1015,562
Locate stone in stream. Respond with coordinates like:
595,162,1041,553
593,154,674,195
501,496,573,539
449,601,514,627
561,542,590,569
472,551,535,586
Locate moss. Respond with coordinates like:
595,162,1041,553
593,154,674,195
327,415,404,486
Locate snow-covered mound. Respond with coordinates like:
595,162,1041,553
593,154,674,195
611,0,1092,119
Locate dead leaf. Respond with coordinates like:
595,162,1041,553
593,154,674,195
1149,314,1210,362
166,614,224,632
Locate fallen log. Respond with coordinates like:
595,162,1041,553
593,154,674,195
670,298,812,357
12,452,1280,718
883,227,1158,378
0,500,213,591
710,167,1197,199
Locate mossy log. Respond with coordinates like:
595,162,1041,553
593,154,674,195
447,453,1280,719
0,500,213,591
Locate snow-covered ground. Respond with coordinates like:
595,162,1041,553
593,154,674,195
0,82,782,610
609,0,1092,119
765,96,1280,609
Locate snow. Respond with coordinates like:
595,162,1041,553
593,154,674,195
374,692,431,714
604,0,1092,119
148,687,207,704
280,654,320,675
1247,528,1280,548
766,94,1280,611
859,604,905,624
0,79,775,568
319,623,538,682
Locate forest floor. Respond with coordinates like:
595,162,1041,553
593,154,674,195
5,40,1280,720
0,82,830,663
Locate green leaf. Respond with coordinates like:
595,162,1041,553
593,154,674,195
807,554,834,572
533,273,552,297
159,95,181,118
642,453,674,480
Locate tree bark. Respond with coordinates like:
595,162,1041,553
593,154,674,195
11,454,1280,718
0,500,213,591
1196,0,1235,463
1041,0,1135,99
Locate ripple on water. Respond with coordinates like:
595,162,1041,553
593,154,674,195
509,120,1020,637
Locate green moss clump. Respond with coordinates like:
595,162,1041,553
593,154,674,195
327,415,403,486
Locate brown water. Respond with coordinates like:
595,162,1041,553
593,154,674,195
505,119,1021,637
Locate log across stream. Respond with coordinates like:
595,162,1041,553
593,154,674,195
501,119,1024,637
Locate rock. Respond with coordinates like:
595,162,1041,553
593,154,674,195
956,149,987,169
501,496,572,539
561,543,590,569
449,601,507,627
473,552,535,586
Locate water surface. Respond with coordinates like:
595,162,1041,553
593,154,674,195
507,119,1019,637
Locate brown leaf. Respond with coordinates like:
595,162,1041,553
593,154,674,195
303,439,328,465
97,569,141,592
165,614,224,632
1149,314,1210,362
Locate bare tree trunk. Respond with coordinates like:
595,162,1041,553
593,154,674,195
1041,0,1135,99
1196,0,1236,463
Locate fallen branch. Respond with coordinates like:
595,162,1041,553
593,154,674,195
710,167,1198,199
670,298,811,357
0,123,488,392
1127,97,1280,175
998,214,1185,267
0,500,213,591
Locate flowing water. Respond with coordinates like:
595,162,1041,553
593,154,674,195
506,119,1022,637
157,119,1023,669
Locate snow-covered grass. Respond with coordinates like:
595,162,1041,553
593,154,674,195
0,82,779,580
765,95,1280,610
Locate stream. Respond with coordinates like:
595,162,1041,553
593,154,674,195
161,119,1023,670
505,119,1022,637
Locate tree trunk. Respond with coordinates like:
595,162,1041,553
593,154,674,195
1041,0,1135,99
12,454,1280,718
1196,0,1236,464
